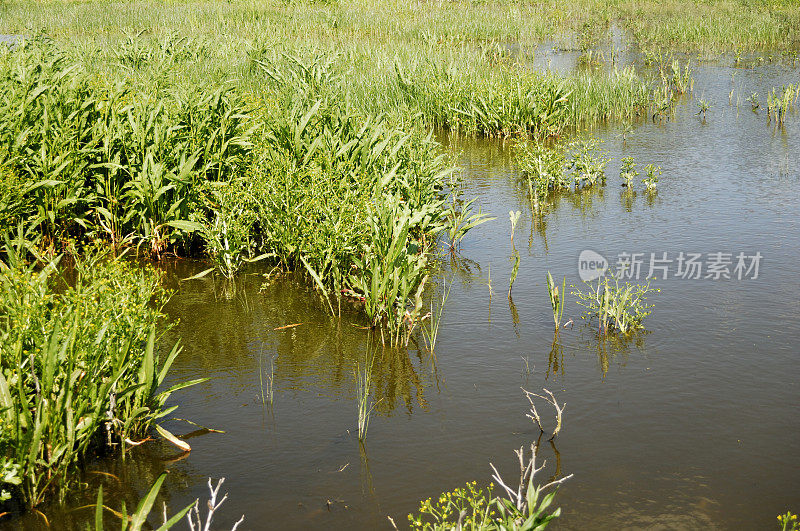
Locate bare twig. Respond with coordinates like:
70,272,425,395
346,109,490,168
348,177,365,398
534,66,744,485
186,478,244,531
522,387,565,440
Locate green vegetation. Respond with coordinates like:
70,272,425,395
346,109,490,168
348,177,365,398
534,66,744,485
0,41,454,344
572,273,660,334
0,246,202,508
619,157,639,187
767,84,799,125
546,272,567,330
642,164,662,191
407,390,570,530
356,348,378,442
779,512,799,531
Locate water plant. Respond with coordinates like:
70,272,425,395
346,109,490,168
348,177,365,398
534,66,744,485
422,276,453,353
779,512,799,531
767,84,798,125
258,349,275,407
407,390,570,530
356,348,379,442
619,157,639,187
546,272,567,330
697,98,711,120
642,164,661,190
571,273,660,335
444,196,494,253
748,92,761,111
0,249,205,508
515,140,568,212
569,138,610,189
509,210,521,247
508,250,521,299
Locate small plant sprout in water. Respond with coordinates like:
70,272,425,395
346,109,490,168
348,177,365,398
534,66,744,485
747,92,760,111
422,276,453,353
356,349,380,442
697,98,711,120
509,210,521,247
620,121,634,144
767,84,798,125
546,272,567,330
642,164,661,191
508,250,521,299
445,178,495,253
619,157,639,187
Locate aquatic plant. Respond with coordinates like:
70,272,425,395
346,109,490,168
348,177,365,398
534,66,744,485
642,164,661,191
421,277,452,354
697,98,711,120
748,92,761,111
571,273,659,335
444,191,494,253
619,157,639,187
767,84,798,125
356,350,378,442
508,250,521,299
258,350,275,407
569,138,610,189
515,140,568,212
0,249,204,508
407,390,571,530
546,272,567,330
509,210,521,247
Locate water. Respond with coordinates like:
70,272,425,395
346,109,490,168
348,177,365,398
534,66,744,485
7,60,800,530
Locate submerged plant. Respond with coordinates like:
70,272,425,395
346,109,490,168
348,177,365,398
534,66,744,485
546,272,567,330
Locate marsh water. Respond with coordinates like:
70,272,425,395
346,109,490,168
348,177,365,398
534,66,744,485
10,57,800,529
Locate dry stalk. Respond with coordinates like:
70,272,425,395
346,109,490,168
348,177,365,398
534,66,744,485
187,478,244,531
521,387,565,440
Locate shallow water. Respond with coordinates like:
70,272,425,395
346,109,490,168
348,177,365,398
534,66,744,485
7,59,800,530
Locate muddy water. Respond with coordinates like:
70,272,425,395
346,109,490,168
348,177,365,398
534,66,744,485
10,62,800,529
